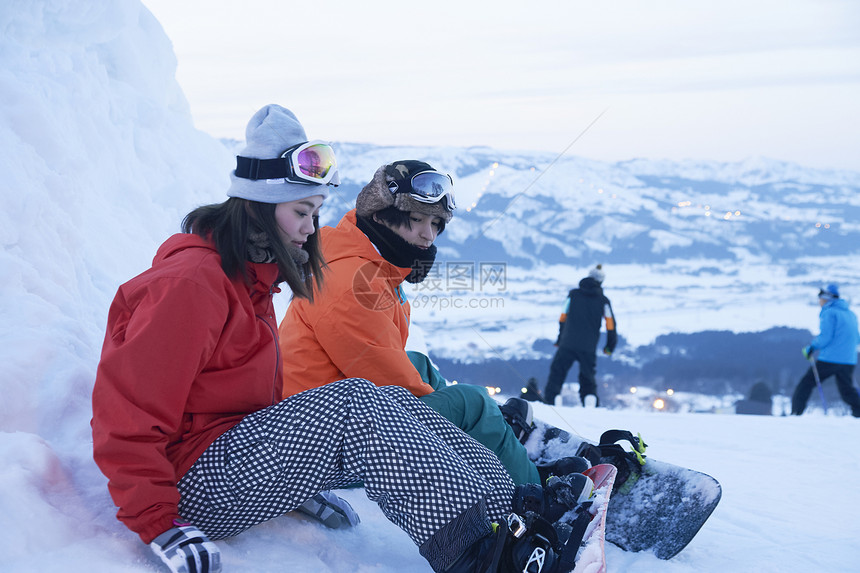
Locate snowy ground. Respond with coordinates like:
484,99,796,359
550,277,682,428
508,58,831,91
4,400,858,572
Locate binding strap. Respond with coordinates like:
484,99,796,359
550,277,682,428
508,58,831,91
477,518,511,573
598,429,647,463
556,510,592,571
575,429,648,491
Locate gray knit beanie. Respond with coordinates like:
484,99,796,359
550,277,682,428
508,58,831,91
355,160,454,223
588,264,606,284
227,104,332,203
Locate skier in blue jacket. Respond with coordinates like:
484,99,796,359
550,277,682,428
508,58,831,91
791,284,860,417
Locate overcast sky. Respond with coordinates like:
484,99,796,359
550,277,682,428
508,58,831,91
142,0,860,172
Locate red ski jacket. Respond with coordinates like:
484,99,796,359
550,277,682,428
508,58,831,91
91,233,282,543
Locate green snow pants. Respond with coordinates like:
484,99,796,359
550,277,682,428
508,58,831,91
408,352,540,485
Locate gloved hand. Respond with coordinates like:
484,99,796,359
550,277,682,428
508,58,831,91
603,347,612,356
150,523,221,573
801,345,815,360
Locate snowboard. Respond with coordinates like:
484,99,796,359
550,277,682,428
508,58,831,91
570,463,616,573
527,420,722,560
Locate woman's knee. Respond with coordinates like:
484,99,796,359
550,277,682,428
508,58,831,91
324,377,377,396
378,384,415,403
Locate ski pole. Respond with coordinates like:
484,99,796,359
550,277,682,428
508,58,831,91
809,357,828,414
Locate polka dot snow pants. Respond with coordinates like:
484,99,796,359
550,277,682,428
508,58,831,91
177,378,515,568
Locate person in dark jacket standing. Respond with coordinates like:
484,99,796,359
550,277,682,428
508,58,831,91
541,265,617,407
791,283,860,417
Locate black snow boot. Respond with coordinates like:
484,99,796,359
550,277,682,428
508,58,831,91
445,513,561,573
513,473,594,526
499,397,534,443
535,456,591,486
510,474,596,572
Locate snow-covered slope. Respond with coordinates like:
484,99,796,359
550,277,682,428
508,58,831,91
2,2,858,572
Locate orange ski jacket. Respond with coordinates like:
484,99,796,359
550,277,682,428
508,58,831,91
279,210,434,398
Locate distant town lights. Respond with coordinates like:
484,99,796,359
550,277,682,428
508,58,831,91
653,398,666,410
467,161,499,213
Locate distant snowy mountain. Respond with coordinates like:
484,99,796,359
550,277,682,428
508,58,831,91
333,145,860,267
312,144,860,360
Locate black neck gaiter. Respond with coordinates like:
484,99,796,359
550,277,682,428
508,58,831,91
356,215,437,284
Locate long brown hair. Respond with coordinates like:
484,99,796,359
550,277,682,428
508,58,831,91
182,197,324,300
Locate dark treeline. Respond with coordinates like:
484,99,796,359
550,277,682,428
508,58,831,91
431,327,824,398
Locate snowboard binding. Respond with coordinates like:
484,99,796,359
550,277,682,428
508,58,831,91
575,430,647,492
499,396,648,493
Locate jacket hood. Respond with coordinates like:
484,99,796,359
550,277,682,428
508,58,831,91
578,276,604,296
153,233,280,293
153,233,216,265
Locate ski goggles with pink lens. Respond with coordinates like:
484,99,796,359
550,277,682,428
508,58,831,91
234,140,340,186
388,170,456,211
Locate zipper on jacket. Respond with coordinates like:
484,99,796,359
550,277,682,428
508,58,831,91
254,285,281,406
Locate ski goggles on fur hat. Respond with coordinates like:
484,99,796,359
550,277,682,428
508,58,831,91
388,171,456,211
235,140,340,186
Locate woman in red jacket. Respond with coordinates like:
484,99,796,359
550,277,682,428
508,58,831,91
91,105,590,573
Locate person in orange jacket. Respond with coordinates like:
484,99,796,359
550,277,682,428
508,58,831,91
92,106,567,573
279,160,541,485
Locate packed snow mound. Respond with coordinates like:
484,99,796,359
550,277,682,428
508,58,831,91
1,2,231,567
0,0,231,441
